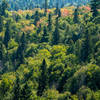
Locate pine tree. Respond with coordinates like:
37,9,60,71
52,17,60,45
0,41,3,60
3,20,11,48
1,0,8,16
55,2,59,15
73,7,79,23
21,82,32,100
34,10,40,26
0,16,3,32
48,13,52,31
45,0,48,14
90,0,99,18
15,33,26,69
80,29,91,62
37,59,48,96
41,26,49,43
58,9,61,17
13,75,21,100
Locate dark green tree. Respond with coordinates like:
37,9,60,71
0,41,3,60
34,10,40,26
13,75,21,100
52,17,60,45
20,82,32,100
1,0,8,16
73,7,79,23
0,16,3,32
37,59,48,96
45,0,48,14
55,2,59,15
3,20,11,48
15,33,26,69
48,13,52,31
58,9,61,17
90,0,99,18
41,26,49,43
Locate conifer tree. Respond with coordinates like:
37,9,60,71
0,16,3,32
37,59,48,96
0,41,3,60
90,0,99,18
45,0,48,14
3,20,11,48
21,82,32,100
1,0,8,16
73,7,79,23
15,33,26,68
41,26,49,43
13,75,21,100
52,17,60,45
34,10,40,26
48,13,52,31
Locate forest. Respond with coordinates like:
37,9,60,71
0,0,100,100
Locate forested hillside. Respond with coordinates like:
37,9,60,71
0,0,90,10
0,0,100,100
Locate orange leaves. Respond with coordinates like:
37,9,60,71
61,8,69,17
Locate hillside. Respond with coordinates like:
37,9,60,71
0,0,100,100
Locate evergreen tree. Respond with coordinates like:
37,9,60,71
3,20,11,48
37,59,48,96
34,10,40,26
1,0,8,16
13,75,21,100
58,9,61,17
90,0,99,18
73,7,79,23
0,41,3,60
41,26,49,43
52,17,60,45
80,29,91,62
15,33,26,69
48,13,52,31
21,82,32,100
0,16,3,32
45,0,48,14
55,2,59,15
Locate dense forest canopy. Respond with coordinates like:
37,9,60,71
0,0,100,99
0,0,91,10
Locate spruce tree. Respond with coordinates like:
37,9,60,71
0,41,3,60
48,13,52,31
13,75,21,100
0,16,3,32
37,59,48,96
73,7,79,23
21,82,32,100
52,17,60,45
90,0,99,18
1,0,8,16
15,33,26,69
34,10,40,26
3,20,10,48
45,0,48,14
41,26,49,43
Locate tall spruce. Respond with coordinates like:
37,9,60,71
45,0,48,14
48,13,52,31
37,59,48,96
41,26,49,43
0,16,3,32
73,7,79,23
52,17,60,45
21,82,32,100
13,75,21,100
34,10,40,26
90,0,99,18
1,0,8,16
3,20,11,48
15,33,26,68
